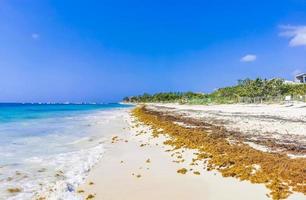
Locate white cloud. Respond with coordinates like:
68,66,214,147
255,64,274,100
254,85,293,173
31,33,39,40
279,25,306,47
240,54,257,62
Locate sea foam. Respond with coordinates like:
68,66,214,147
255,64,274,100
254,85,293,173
0,104,131,200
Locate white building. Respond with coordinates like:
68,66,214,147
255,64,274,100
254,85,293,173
295,73,306,83
284,80,297,84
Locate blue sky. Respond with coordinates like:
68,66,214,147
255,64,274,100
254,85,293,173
0,0,306,102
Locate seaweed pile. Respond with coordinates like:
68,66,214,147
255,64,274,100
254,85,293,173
132,106,306,200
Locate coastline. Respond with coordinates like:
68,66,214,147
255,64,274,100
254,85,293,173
78,103,306,200
0,105,132,200
79,108,270,200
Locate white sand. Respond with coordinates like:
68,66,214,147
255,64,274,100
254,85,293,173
78,109,305,200
147,103,306,143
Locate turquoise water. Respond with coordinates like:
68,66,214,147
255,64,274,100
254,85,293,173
0,103,132,200
0,103,129,123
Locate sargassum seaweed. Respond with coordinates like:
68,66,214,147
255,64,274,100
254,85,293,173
132,106,306,200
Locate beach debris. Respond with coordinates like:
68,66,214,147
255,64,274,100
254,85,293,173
173,159,185,163
177,168,188,174
66,183,74,192
135,130,145,136
146,158,151,163
77,189,85,193
190,162,198,166
55,170,65,178
171,152,185,163
120,160,124,163
111,136,119,143
86,194,95,199
89,181,94,185
37,168,46,173
7,187,22,193
193,171,201,175
171,152,181,157
131,172,142,178
132,106,306,200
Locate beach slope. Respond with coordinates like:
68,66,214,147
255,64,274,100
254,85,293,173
79,104,306,200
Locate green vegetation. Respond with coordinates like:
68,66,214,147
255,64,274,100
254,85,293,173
123,78,306,104
123,92,206,103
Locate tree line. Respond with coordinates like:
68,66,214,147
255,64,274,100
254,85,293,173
123,78,306,103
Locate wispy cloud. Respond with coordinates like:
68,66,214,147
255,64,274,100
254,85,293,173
280,25,306,47
240,54,257,62
31,33,40,40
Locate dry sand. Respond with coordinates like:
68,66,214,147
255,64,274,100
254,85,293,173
146,103,306,137
78,108,305,200
147,103,306,156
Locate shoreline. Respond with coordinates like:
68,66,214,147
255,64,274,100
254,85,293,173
0,106,132,200
78,103,305,200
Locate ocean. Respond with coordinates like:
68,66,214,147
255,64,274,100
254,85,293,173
0,103,132,200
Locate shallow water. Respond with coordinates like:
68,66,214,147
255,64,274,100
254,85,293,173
0,103,131,200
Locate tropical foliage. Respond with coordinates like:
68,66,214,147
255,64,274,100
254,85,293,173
123,78,306,104
123,92,206,103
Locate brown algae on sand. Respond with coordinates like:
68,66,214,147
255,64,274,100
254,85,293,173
193,171,201,175
132,173,142,178
177,168,188,174
7,187,22,193
132,106,306,200
86,194,95,199
111,136,119,143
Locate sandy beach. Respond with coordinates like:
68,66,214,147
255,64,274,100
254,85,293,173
3,2,306,199
78,104,306,200
147,103,306,156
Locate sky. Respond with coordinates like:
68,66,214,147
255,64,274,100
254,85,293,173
0,0,306,103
